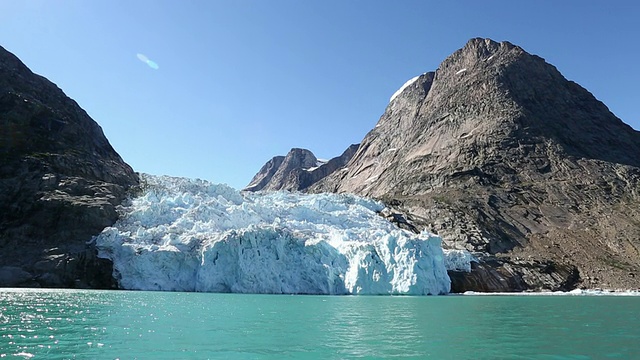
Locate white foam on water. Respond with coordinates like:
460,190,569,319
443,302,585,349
462,289,640,296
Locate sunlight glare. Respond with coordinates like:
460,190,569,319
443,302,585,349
136,53,159,70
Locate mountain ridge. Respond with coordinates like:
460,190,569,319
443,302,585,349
244,144,359,192
247,38,640,291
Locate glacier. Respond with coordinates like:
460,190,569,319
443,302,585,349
95,174,464,295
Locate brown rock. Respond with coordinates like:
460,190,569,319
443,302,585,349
310,39,640,291
298,38,640,291
244,144,359,192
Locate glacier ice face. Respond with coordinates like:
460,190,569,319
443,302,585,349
443,249,473,272
95,174,453,295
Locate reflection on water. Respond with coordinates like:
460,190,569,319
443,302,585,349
0,289,113,359
323,296,444,357
1,289,639,359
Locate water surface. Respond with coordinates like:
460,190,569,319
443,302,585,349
1,289,639,359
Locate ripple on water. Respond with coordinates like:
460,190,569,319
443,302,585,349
1,289,639,359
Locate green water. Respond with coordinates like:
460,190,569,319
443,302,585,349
1,289,639,359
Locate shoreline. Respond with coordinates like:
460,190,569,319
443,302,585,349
2,287,640,296
460,289,640,296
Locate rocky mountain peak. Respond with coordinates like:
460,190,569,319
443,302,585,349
305,38,640,291
244,155,286,192
284,148,318,169
314,37,640,199
244,144,359,192
244,148,317,192
454,38,518,61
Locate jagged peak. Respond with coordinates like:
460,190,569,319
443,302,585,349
388,38,522,105
286,147,316,157
283,148,317,167
460,38,521,60
463,37,516,52
244,144,361,192
434,37,529,79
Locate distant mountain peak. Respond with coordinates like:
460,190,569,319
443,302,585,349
246,38,640,291
244,144,359,192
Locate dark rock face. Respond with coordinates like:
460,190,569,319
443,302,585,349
0,45,138,288
244,144,359,192
308,38,640,291
243,155,285,192
244,148,317,191
448,258,580,293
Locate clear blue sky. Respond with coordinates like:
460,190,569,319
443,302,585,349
1,1,638,189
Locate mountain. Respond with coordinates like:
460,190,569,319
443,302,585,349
0,45,139,288
251,38,640,292
244,144,358,192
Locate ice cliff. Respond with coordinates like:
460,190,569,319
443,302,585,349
95,174,462,295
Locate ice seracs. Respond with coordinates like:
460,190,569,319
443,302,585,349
443,249,473,272
95,174,457,295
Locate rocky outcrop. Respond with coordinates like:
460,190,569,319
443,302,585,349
448,257,580,293
0,45,138,288
244,144,358,192
244,148,317,191
307,144,359,187
306,38,640,291
243,155,286,192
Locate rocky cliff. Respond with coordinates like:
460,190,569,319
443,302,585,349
0,45,139,288
253,38,640,292
244,144,358,192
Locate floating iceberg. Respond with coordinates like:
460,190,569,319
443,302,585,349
95,174,455,295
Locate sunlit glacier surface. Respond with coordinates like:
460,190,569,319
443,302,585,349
95,175,465,295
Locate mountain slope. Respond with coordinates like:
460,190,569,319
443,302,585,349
308,38,640,291
244,144,358,192
0,45,139,288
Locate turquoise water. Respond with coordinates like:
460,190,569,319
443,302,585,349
1,289,639,359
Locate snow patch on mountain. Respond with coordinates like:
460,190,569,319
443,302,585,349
304,160,328,172
390,74,421,102
95,174,455,295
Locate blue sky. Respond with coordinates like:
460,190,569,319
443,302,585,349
1,1,638,189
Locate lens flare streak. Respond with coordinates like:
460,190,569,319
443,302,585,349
136,53,159,70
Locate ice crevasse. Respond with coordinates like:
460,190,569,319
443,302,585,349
95,175,469,295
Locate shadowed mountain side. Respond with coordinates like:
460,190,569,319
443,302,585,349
243,155,286,192
0,45,139,288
